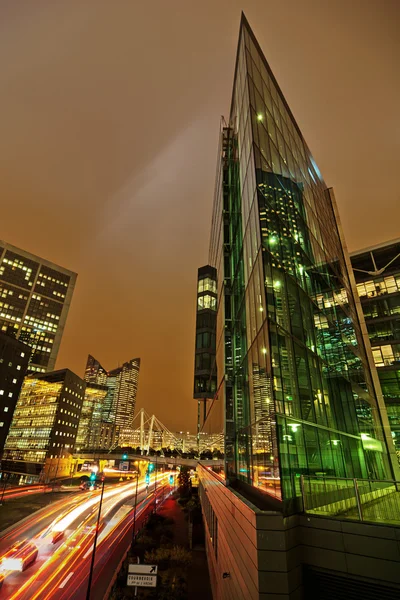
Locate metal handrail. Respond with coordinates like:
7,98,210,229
300,474,399,524
301,475,396,484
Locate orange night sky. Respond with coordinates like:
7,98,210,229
0,0,399,431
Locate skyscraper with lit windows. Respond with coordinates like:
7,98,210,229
0,241,77,373
83,355,141,447
75,382,108,451
3,369,84,478
351,239,400,463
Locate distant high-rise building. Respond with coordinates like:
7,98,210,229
351,239,400,462
75,382,108,451
3,369,84,478
84,354,108,386
0,241,77,373
84,355,140,447
0,332,31,453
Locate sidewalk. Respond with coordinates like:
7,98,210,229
158,495,213,600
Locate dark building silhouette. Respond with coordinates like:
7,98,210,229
0,332,31,453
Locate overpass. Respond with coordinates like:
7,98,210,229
73,451,223,470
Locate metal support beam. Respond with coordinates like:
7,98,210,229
146,415,155,455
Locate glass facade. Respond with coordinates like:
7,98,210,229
194,266,217,405
0,241,77,373
351,240,400,463
75,382,108,451
3,369,84,465
203,15,396,502
83,355,141,448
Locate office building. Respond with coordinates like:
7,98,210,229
75,382,108,451
196,14,400,599
98,421,116,450
351,239,400,462
0,332,31,453
84,353,108,386
3,369,84,477
174,431,223,454
84,355,141,447
0,241,77,373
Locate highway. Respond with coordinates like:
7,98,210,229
0,472,170,599
0,484,52,502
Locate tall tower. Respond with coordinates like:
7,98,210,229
110,358,141,440
84,355,140,447
202,14,398,501
0,240,77,373
193,265,217,442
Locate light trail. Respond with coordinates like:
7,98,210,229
59,572,74,588
1,473,170,600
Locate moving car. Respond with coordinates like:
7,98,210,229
51,530,64,544
79,481,100,491
1,541,38,572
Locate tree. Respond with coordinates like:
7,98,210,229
145,546,191,600
212,449,223,459
177,466,191,498
200,450,212,460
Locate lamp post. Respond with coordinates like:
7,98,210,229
153,454,158,513
52,450,62,491
131,472,139,551
0,472,9,505
85,473,105,600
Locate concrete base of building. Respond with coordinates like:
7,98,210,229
198,466,400,600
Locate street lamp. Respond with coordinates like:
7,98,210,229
131,472,140,551
153,455,158,513
86,473,105,600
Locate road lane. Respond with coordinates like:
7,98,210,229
0,475,169,599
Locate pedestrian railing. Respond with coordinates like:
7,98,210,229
300,475,400,525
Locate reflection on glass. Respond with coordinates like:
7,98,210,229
201,16,395,502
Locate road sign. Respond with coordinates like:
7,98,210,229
128,564,158,574
119,461,129,471
127,574,157,588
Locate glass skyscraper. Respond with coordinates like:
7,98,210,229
203,14,398,502
84,354,141,448
0,241,77,373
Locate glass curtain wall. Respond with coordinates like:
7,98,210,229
206,15,394,501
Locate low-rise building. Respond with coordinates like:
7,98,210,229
3,369,84,479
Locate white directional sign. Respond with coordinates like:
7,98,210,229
127,574,157,588
128,564,158,575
